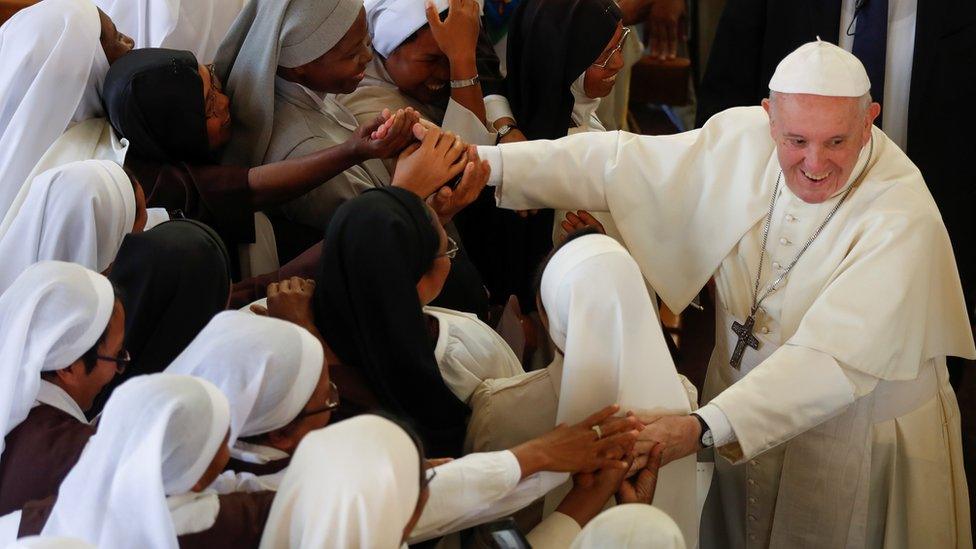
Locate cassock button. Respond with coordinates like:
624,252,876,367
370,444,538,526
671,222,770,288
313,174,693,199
760,327,769,334
748,514,758,522
749,497,758,505
772,261,782,270
785,214,796,222
749,534,758,541
750,459,759,466
779,237,791,245
748,479,757,486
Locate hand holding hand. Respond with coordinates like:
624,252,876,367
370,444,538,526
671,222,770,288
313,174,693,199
425,0,481,64
426,145,489,224
632,412,701,466
511,404,641,478
393,124,468,197
350,108,420,161
617,443,664,504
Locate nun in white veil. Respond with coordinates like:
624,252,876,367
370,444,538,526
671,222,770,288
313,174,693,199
94,0,246,63
165,311,324,470
259,415,424,549
41,374,231,549
0,0,132,218
0,261,115,456
0,160,142,294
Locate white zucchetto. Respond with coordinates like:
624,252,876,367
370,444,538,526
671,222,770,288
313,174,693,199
768,39,871,98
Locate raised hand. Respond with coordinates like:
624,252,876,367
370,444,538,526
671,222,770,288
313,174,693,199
392,124,468,198
426,145,489,224
250,276,317,330
560,210,607,237
425,0,481,64
648,0,687,60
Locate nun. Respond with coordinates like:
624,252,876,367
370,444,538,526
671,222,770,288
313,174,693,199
567,504,686,549
18,375,275,549
466,232,699,537
165,311,327,478
258,415,428,549
0,160,145,294
101,48,419,275
88,219,232,415
0,0,133,219
339,0,501,146
317,187,486,456
0,262,123,516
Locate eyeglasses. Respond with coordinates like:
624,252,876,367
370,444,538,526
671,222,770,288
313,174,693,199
203,63,224,118
439,237,459,260
591,27,632,69
96,349,131,374
292,381,341,420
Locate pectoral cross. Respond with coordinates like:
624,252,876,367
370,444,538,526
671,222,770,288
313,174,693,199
730,315,760,369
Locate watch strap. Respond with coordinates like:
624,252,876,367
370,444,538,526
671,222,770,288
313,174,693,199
691,413,713,448
450,75,480,89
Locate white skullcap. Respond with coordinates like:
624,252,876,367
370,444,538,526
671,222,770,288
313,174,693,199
769,39,871,98
366,0,484,58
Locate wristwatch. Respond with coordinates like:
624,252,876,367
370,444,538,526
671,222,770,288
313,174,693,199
449,75,480,89
691,413,714,448
495,123,517,143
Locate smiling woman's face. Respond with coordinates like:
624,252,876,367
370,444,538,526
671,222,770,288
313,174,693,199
583,23,625,99
383,27,451,106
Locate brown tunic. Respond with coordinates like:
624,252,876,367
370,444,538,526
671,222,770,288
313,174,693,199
125,156,255,245
17,491,276,549
0,405,94,515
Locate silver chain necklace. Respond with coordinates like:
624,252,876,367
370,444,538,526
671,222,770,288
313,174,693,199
730,137,873,369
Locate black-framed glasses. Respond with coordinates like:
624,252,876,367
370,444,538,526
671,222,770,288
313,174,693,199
439,237,459,260
96,349,131,374
592,27,632,69
203,63,223,118
293,381,340,420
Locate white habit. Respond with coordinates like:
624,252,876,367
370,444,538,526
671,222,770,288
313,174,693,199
477,105,975,547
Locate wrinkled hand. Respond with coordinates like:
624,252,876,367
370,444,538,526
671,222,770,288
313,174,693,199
511,405,641,478
350,108,420,160
618,444,664,504
560,210,606,238
427,146,489,224
393,124,468,197
250,277,317,329
647,0,687,60
425,0,481,63
632,412,701,467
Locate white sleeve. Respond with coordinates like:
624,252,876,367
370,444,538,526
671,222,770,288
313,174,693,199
708,345,862,462
408,450,568,543
484,94,514,126
443,98,496,146
695,403,737,447
477,145,503,187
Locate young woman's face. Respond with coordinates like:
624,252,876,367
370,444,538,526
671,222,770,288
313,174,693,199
97,8,134,64
383,27,451,106
197,65,232,151
583,23,626,99
279,9,373,95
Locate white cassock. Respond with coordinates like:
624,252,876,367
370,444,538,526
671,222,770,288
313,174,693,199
477,106,976,548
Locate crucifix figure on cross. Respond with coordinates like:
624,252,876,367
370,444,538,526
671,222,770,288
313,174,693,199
730,315,760,369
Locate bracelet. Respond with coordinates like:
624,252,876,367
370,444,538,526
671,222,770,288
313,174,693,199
449,75,480,89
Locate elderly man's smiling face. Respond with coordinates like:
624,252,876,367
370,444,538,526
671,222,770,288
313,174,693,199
763,92,880,204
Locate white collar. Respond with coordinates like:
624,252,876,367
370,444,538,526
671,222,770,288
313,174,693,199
275,76,360,132
34,380,89,424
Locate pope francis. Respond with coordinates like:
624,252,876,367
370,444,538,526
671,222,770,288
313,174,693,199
476,40,976,548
